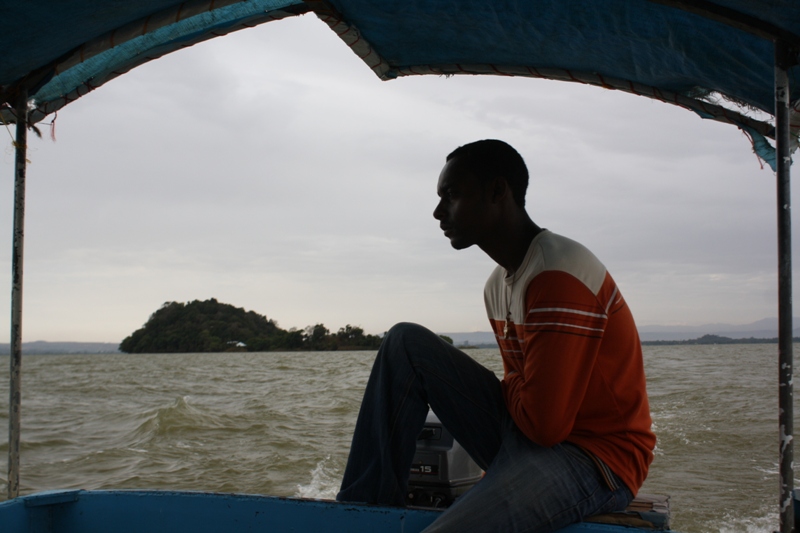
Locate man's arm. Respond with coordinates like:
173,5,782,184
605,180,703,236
502,270,609,447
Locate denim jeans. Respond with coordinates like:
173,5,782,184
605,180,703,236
336,323,632,532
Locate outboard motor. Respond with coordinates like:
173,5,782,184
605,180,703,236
406,411,483,508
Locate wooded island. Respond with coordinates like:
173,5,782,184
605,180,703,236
119,299,383,353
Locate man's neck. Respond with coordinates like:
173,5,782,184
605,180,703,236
480,216,542,275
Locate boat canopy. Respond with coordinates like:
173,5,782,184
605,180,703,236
1,1,799,166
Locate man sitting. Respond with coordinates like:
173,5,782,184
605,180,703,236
336,139,656,533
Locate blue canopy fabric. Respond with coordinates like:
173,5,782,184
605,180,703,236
0,0,308,125
1,0,799,166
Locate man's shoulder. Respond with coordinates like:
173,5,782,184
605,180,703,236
483,264,506,292
529,231,607,294
536,231,596,261
482,231,609,298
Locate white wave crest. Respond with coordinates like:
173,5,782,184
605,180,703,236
295,456,341,500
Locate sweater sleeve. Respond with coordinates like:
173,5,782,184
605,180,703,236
502,270,609,447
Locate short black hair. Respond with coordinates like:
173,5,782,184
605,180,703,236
446,139,528,207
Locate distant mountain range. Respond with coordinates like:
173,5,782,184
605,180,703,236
636,317,800,341
440,317,800,346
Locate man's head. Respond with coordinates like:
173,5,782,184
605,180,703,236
445,139,529,208
433,139,529,250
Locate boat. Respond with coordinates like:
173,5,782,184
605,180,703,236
0,1,797,532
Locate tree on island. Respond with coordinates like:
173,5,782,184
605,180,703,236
335,324,384,350
119,298,382,353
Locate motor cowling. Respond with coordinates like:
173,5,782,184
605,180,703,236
406,411,483,508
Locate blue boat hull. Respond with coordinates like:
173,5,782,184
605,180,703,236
0,489,664,533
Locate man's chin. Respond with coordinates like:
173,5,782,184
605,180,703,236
448,238,474,250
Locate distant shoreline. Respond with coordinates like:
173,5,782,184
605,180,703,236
640,334,798,346
459,334,798,349
0,341,120,355
0,335,797,355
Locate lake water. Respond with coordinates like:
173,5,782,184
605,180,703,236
0,344,789,532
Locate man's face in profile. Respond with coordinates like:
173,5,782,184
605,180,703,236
433,158,493,250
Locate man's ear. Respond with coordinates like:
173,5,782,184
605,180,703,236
488,176,510,204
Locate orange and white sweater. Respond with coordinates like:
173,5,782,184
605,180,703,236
484,230,655,495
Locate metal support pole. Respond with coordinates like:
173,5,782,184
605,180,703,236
775,40,795,533
7,88,27,500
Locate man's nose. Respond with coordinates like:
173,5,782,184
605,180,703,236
433,202,443,220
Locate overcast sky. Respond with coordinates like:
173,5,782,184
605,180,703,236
0,13,793,343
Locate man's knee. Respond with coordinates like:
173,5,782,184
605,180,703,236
383,322,442,352
380,322,444,366
385,322,431,341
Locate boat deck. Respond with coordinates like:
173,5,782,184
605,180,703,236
0,489,671,533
